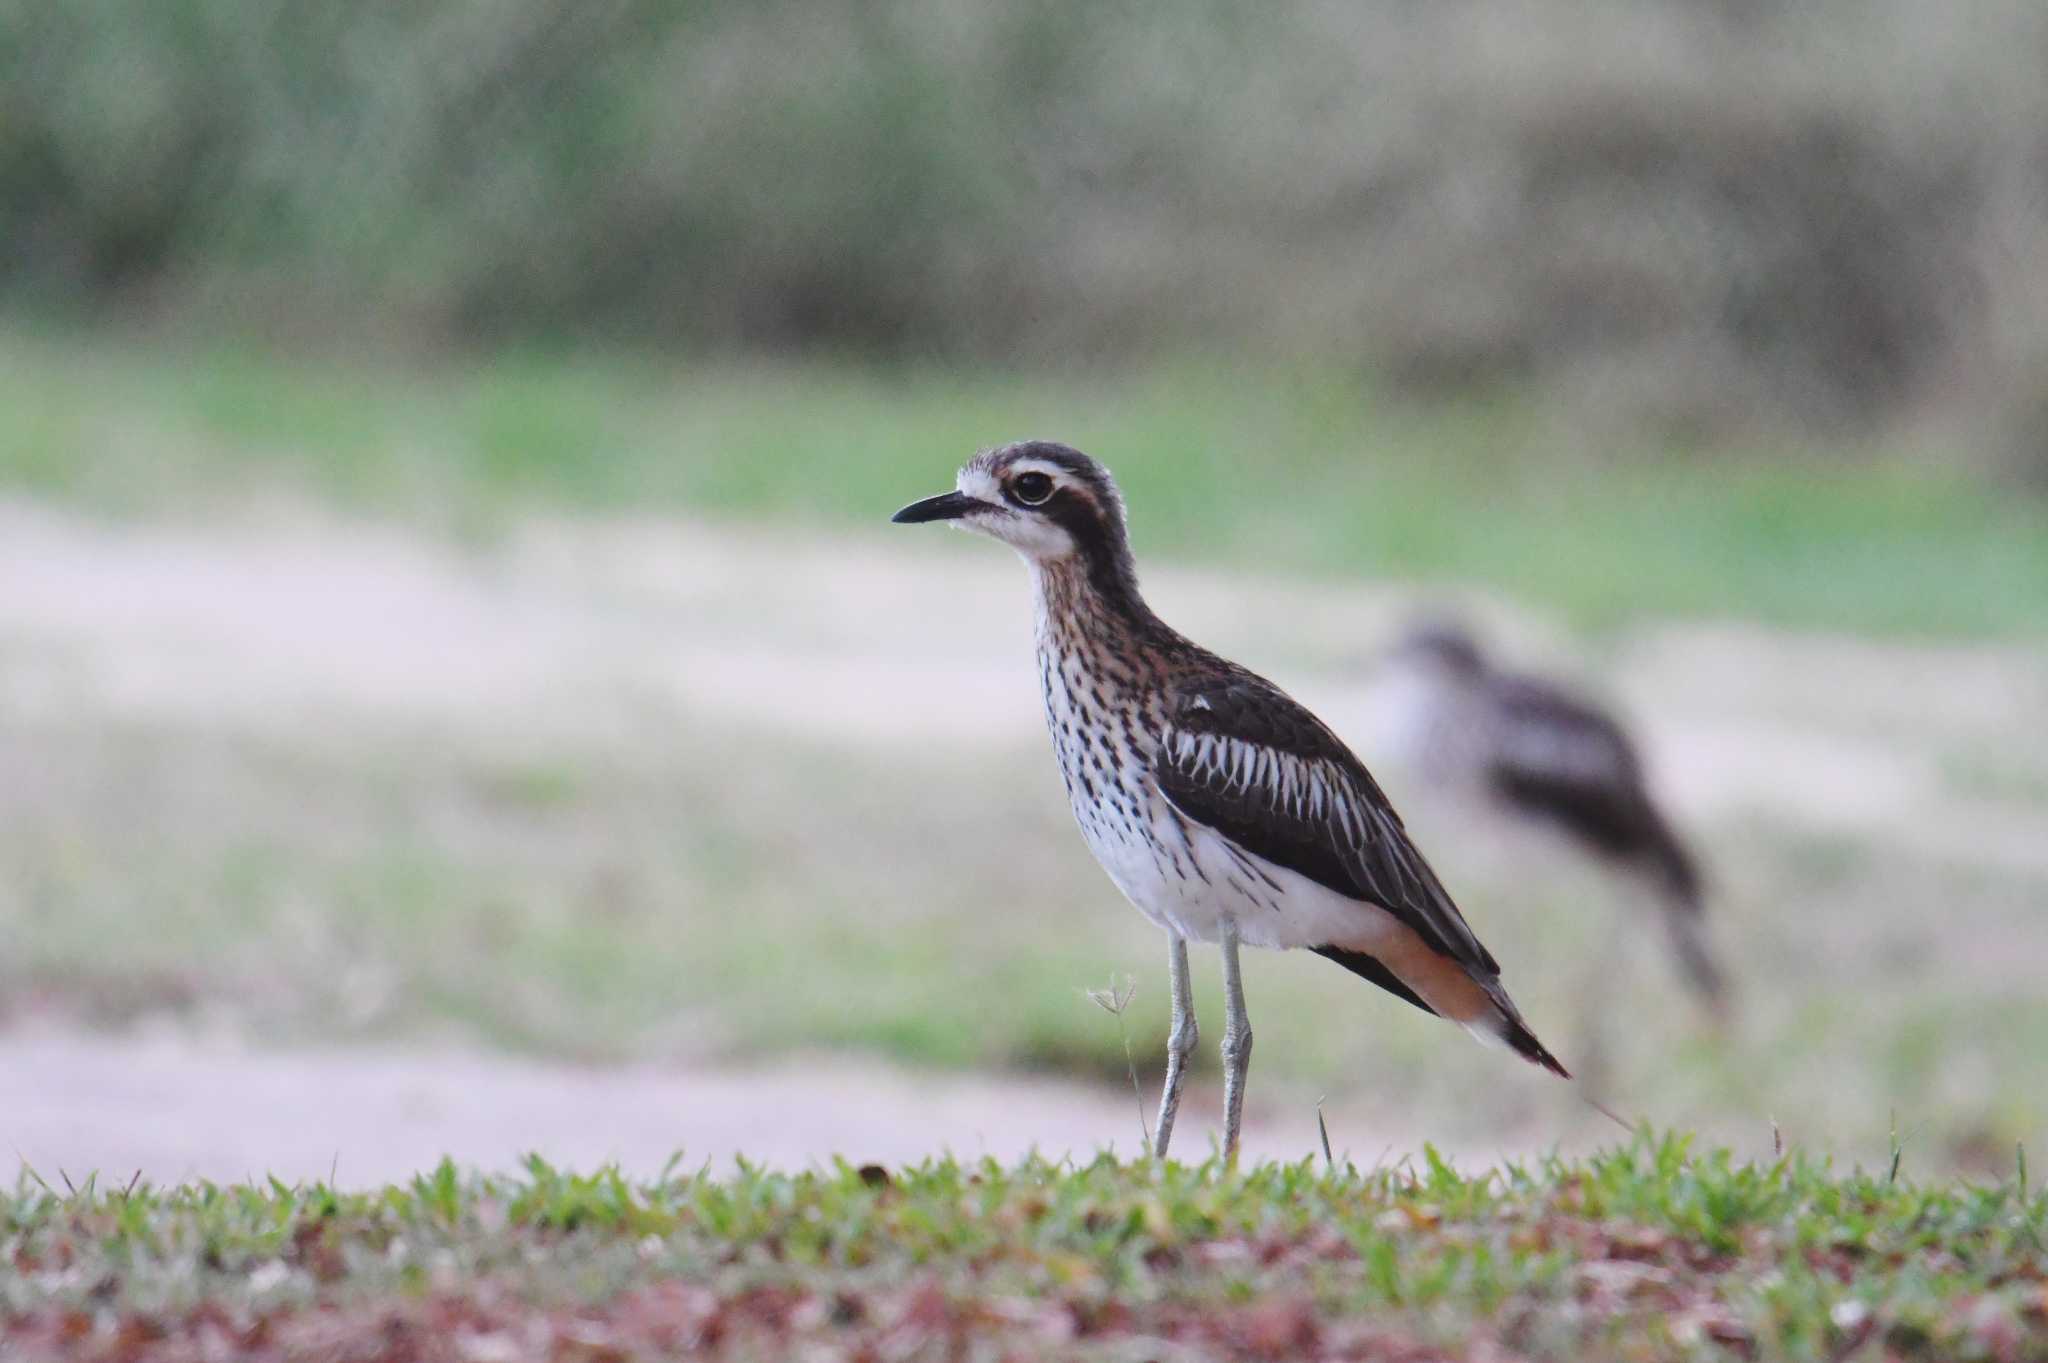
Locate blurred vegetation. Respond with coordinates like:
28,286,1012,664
6,332,2048,636
5,0,2048,471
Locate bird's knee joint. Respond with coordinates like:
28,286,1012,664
1168,1019,1199,1058
1222,1026,1253,1064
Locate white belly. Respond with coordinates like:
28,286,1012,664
1071,776,1404,954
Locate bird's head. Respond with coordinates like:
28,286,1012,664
891,441,1132,575
1388,616,1489,684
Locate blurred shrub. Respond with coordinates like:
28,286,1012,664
3,0,2047,443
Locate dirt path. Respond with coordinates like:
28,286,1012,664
2,499,2041,863
2,1030,1493,1185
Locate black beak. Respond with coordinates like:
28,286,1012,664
890,491,985,524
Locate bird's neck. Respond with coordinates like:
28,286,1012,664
1029,554,1167,674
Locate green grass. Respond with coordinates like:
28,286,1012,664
4,1135,2045,1360
3,331,2045,636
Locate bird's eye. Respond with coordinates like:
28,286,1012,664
1011,472,1055,505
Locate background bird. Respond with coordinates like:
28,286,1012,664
893,443,1567,1161
1377,619,1730,1041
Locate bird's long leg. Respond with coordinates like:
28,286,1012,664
1219,919,1253,1164
1152,933,1197,1160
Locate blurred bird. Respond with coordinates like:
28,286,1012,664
893,443,1567,1162
1378,619,1729,1024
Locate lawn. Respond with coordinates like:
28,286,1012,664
4,1135,2044,1361
3,330,2045,638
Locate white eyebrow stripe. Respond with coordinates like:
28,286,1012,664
955,465,1005,503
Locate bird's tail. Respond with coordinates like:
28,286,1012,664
1638,809,1730,1017
1472,974,1571,1079
1317,938,1570,1079
1497,1005,1572,1079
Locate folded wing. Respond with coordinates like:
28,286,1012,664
1154,674,1500,979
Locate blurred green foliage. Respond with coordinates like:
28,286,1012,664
5,0,2048,461
5,333,2046,634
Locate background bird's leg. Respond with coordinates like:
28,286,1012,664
1153,933,1197,1159
1574,913,1631,1100
1219,919,1253,1163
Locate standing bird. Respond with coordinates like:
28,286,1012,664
892,443,1567,1161
1379,620,1728,1022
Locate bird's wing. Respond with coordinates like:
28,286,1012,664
1482,676,1660,858
1155,673,1499,977
1485,675,1706,912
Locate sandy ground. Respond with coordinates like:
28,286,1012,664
1,499,2042,1183
2,500,2038,859
2,1029,1487,1185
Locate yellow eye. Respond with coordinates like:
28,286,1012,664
1011,472,1055,505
